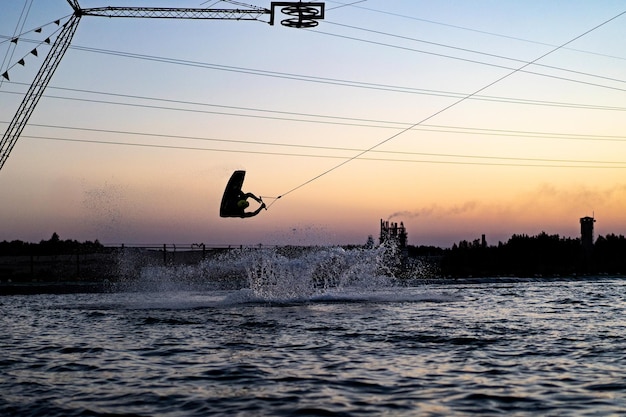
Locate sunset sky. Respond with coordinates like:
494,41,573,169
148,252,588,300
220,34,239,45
1,0,625,248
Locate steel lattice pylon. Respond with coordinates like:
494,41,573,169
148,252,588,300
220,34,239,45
0,1,324,171
0,14,81,170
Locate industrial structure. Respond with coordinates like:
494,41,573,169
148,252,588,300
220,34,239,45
379,219,407,249
580,216,596,248
580,215,596,271
580,215,596,264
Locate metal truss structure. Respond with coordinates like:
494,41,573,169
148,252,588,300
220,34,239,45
0,1,325,170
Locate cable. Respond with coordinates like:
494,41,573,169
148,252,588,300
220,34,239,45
5,116,626,145
0,88,401,129
324,21,626,86
4,87,624,135
3,82,626,137
7,34,624,97
309,29,626,94
5,76,626,113
63,41,626,95
3,7,624,173
13,118,626,166
326,1,368,11
0,15,69,47
274,9,626,199
0,15,71,82
6,31,625,95
0,0,33,87
20,134,626,168
326,1,626,63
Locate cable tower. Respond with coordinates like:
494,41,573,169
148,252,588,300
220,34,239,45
0,0,325,171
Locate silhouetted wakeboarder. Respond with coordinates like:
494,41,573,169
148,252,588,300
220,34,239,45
220,170,266,218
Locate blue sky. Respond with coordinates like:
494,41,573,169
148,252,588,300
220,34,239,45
1,1,625,247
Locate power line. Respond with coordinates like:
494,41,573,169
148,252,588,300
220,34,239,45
2,6,624,172
324,21,626,87
5,11,624,93
0,0,34,87
6,32,626,95
5,77,626,114
20,134,626,169
5,23,625,100
0,15,72,80
326,1,626,63
326,1,367,11
310,29,626,94
4,111,626,145
0,88,400,130
67,40,626,95
11,122,625,165
2,83,626,141
26,123,626,159
275,9,626,198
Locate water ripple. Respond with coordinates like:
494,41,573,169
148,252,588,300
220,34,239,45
1,278,625,416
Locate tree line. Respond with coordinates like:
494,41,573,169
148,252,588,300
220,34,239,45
2,231,625,278
434,232,626,277
0,233,106,256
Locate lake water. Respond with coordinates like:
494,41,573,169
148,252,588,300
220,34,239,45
1,247,625,416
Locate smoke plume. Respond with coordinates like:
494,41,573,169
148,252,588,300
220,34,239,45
388,201,478,221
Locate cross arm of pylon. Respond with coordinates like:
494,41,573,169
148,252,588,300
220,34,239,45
79,7,270,21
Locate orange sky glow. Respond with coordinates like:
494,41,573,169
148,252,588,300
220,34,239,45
1,1,625,247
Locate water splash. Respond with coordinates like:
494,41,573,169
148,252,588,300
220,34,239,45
245,245,398,302
112,243,421,302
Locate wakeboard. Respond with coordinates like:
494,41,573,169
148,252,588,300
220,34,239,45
220,170,246,217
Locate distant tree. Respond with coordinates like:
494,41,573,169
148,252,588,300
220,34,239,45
594,234,626,273
441,232,582,277
0,239,32,256
0,235,104,256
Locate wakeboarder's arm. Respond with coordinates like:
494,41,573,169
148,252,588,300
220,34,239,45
242,192,263,204
239,203,266,218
